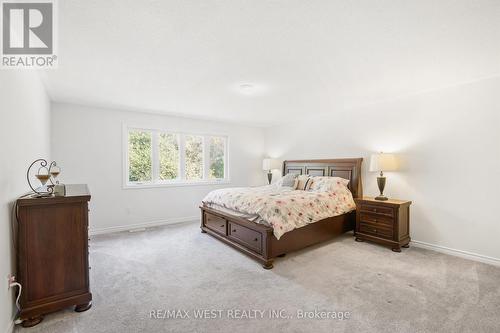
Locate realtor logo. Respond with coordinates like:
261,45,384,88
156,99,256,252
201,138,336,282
1,0,57,68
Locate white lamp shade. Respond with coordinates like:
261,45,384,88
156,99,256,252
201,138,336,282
262,158,280,171
369,153,399,172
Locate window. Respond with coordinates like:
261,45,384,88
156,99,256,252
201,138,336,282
208,136,225,179
159,133,179,180
128,130,152,182
185,135,203,180
125,127,228,187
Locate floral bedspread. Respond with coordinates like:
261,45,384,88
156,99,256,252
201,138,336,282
202,185,356,239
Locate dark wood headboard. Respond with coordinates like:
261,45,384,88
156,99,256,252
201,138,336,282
283,158,363,198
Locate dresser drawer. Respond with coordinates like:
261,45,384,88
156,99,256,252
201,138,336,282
204,213,227,235
228,222,262,254
359,204,393,216
359,222,393,239
360,213,393,226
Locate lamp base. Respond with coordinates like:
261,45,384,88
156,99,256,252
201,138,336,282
376,175,387,201
267,171,272,184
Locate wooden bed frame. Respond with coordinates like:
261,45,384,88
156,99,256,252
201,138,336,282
200,158,363,269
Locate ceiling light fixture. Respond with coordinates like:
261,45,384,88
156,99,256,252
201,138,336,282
231,82,269,96
238,83,255,94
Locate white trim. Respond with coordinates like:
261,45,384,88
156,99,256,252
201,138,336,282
411,240,500,267
89,216,198,236
123,179,231,189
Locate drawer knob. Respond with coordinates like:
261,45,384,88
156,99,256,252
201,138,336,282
232,229,236,232
374,229,377,232
374,219,377,222
374,209,377,212
254,238,258,241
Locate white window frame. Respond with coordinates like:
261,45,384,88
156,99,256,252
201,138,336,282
123,125,230,189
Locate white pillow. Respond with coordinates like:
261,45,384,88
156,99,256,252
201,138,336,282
294,175,313,190
309,176,350,192
275,173,298,187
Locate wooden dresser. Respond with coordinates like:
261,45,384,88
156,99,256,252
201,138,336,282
354,197,412,252
16,184,92,327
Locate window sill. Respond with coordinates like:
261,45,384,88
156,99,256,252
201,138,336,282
123,179,231,189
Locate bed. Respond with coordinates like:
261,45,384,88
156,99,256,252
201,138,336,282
200,158,363,269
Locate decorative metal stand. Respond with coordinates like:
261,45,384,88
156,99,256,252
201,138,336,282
26,159,61,197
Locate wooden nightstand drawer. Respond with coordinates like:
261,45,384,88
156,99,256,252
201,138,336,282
355,197,412,252
360,213,393,226
359,222,393,239
359,219,393,230
360,204,393,216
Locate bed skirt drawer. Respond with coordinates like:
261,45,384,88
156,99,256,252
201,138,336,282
228,222,262,254
204,213,227,236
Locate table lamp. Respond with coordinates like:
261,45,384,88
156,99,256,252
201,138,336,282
262,158,280,184
369,153,398,201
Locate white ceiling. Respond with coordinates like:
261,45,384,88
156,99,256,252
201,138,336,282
42,0,500,126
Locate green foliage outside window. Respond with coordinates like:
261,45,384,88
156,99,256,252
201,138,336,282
159,133,179,180
128,130,226,183
128,131,152,182
208,137,225,179
185,135,203,180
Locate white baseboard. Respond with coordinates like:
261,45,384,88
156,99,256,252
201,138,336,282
411,240,500,267
89,216,198,235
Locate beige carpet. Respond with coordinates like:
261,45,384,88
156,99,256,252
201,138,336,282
15,221,500,333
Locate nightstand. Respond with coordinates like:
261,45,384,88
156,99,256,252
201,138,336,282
354,197,412,252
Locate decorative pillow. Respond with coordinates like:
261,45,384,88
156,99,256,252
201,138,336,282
276,173,298,187
295,175,313,190
282,173,298,187
309,176,350,192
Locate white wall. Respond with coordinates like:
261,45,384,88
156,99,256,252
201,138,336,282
51,103,265,234
265,77,500,262
0,71,50,333
51,77,500,262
